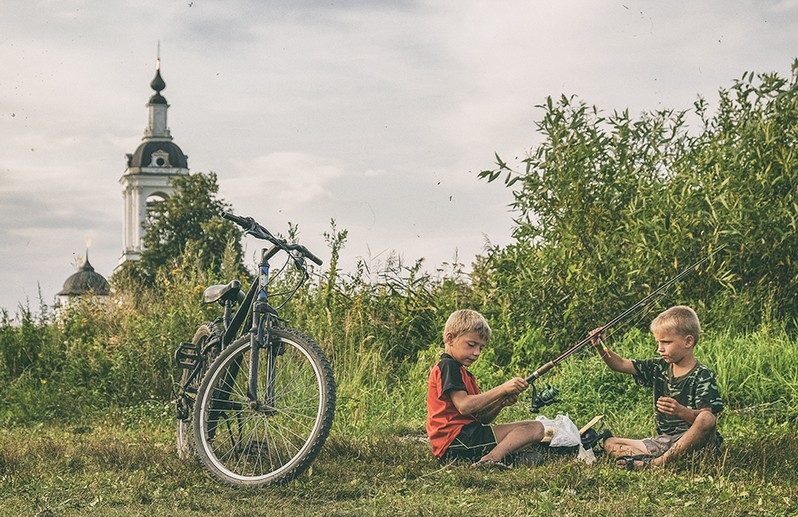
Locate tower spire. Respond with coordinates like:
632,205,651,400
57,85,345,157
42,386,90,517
119,48,189,267
146,46,169,138
149,43,167,104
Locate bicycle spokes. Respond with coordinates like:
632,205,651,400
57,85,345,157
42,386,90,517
194,329,334,485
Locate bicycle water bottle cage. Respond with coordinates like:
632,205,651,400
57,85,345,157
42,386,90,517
203,280,244,304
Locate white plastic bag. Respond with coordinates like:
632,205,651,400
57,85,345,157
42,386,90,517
577,445,596,464
535,413,582,447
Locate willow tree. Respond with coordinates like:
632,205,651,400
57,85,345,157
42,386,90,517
479,61,798,347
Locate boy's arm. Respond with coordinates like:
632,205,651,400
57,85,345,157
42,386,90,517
658,369,723,424
449,377,527,420
657,398,712,424
471,393,518,424
590,328,636,375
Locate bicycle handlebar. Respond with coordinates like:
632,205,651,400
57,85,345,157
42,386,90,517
221,212,254,228
222,212,324,266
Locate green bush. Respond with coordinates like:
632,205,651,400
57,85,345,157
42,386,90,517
480,61,798,345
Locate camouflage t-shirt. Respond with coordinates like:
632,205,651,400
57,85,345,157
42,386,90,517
631,358,724,436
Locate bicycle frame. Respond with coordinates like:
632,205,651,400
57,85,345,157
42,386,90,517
176,212,320,417
206,243,295,410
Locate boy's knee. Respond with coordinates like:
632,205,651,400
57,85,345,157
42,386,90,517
529,420,544,440
693,411,718,433
516,420,544,442
692,411,717,435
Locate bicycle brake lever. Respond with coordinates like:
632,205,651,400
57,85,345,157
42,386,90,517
290,251,306,267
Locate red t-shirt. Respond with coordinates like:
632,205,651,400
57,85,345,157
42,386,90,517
426,353,480,458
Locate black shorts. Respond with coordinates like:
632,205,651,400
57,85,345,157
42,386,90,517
441,421,497,462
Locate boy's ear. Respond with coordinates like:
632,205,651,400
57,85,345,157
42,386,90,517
685,334,696,348
443,331,454,345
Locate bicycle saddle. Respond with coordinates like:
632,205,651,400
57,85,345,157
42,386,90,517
203,280,245,304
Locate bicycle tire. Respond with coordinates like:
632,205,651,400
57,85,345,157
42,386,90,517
193,327,335,487
176,324,217,460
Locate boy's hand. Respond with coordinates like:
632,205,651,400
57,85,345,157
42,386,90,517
589,327,608,354
500,377,529,396
502,393,519,407
656,396,688,419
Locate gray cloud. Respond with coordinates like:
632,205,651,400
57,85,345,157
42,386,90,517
1,0,797,311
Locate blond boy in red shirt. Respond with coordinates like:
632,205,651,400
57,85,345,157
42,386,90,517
426,309,544,469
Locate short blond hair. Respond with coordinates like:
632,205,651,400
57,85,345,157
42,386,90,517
650,305,700,345
444,309,492,342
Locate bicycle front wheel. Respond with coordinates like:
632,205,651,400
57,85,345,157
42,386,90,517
193,327,335,487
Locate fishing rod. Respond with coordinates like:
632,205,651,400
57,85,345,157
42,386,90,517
526,244,727,412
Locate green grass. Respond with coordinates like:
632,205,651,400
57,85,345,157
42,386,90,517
3,317,798,515
1,401,797,517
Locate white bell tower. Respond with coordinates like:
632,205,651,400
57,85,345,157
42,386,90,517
119,53,189,266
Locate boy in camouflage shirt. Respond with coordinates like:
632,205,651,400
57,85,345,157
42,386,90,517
591,305,723,469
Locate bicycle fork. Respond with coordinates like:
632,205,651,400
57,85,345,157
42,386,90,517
247,247,279,414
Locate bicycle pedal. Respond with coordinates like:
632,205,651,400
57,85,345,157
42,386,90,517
175,342,200,369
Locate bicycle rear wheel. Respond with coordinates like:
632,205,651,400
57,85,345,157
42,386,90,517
193,327,335,487
176,323,217,460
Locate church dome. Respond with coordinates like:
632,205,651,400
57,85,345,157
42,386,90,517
57,254,110,297
127,140,188,169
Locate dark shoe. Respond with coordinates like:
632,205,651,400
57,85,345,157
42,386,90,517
581,429,612,450
616,454,655,470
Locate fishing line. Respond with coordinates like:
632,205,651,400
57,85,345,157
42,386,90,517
525,244,727,412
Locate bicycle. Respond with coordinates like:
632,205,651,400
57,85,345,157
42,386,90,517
174,212,336,487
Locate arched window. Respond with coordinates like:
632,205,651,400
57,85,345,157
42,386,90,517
145,192,170,223
146,192,169,206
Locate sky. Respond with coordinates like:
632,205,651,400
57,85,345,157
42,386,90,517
1,1,797,313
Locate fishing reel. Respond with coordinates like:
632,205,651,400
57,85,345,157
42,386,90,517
529,383,560,413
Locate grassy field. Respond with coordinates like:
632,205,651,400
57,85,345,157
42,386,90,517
1,400,796,517
3,320,797,516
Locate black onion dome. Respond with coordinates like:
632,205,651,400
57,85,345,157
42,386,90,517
128,141,188,169
57,255,110,297
149,69,167,104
